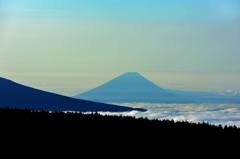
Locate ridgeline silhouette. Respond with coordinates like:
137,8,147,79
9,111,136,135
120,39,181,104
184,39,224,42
0,77,145,112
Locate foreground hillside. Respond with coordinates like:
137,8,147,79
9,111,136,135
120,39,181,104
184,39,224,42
0,77,145,112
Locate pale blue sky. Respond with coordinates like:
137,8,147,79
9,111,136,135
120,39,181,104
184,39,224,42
0,0,240,96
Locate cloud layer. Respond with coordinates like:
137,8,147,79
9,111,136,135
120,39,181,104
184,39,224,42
92,103,240,127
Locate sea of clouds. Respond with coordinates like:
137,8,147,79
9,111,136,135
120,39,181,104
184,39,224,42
93,103,240,127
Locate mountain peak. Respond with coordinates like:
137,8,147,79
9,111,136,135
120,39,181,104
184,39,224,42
74,72,192,103
123,72,139,74
120,72,141,77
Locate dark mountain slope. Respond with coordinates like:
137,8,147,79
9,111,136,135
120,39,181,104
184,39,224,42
0,77,145,112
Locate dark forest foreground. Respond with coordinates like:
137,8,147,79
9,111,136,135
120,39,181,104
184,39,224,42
0,107,239,156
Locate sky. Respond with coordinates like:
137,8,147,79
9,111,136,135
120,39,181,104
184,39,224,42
1,0,240,96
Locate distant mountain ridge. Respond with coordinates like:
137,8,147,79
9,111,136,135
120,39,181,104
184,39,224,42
0,77,146,112
166,89,240,104
74,72,195,103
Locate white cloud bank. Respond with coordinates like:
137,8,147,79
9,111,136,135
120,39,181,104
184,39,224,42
93,103,240,127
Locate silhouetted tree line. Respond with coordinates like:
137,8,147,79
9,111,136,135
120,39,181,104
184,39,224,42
1,106,239,152
0,107,238,132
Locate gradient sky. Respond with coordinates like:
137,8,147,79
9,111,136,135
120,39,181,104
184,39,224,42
0,0,240,96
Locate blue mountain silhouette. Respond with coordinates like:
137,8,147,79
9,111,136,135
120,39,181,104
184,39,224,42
0,77,146,112
166,89,240,104
74,72,195,103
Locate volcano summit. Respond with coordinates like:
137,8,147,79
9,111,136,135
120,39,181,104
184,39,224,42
74,72,194,103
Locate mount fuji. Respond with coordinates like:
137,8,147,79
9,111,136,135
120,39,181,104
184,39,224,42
74,72,195,103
